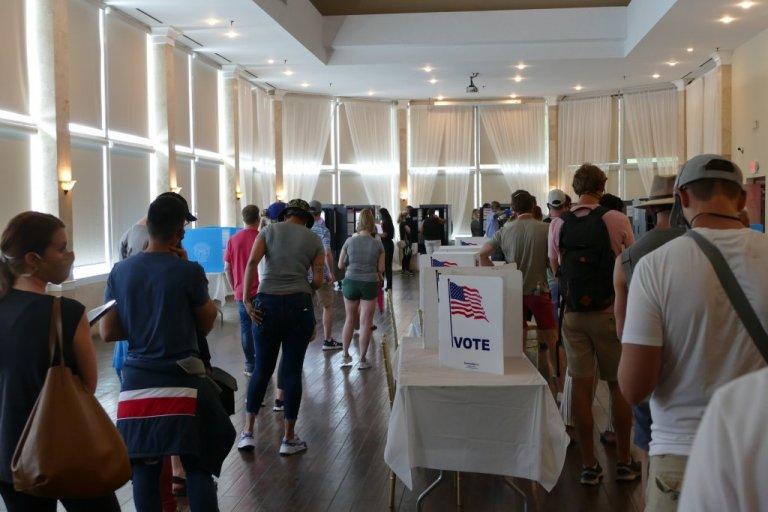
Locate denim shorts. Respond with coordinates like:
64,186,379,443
342,279,378,301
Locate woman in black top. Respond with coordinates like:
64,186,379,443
378,208,395,290
0,212,119,512
398,213,413,276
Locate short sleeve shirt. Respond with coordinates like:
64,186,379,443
105,252,209,360
258,222,324,295
224,227,260,301
309,217,333,282
490,217,550,295
548,204,635,263
341,234,384,282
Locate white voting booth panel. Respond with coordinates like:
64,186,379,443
434,246,483,253
437,266,523,374
454,236,488,247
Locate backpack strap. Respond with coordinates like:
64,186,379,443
686,230,768,363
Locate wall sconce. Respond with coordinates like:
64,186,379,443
171,186,182,194
399,189,408,201
236,190,244,201
276,189,284,201
60,180,77,194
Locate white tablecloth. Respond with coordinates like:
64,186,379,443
207,272,233,303
384,338,568,491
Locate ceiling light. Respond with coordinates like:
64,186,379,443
510,93,518,99
225,30,239,38
738,1,756,9
652,73,661,79
719,14,736,23
437,95,445,101
205,18,221,26
515,63,528,70
422,66,433,73
301,82,309,88
267,59,275,64
429,78,438,84
686,47,694,53
666,60,679,66
513,75,524,83
283,69,294,76
573,85,584,91
367,90,375,96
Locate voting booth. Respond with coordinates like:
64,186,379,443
436,266,523,374
454,236,488,247
182,227,238,273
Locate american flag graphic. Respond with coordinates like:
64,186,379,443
460,240,477,246
449,281,488,321
431,258,457,267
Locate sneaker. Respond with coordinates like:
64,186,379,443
279,436,307,456
237,432,255,451
244,370,253,378
357,360,372,370
580,463,604,486
340,354,353,367
322,339,343,351
272,399,284,412
616,460,641,482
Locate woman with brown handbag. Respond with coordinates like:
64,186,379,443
0,212,121,511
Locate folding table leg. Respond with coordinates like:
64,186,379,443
502,477,529,512
416,470,444,511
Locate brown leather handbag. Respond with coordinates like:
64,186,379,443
11,297,131,498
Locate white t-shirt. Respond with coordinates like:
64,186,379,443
622,227,768,457
679,368,768,512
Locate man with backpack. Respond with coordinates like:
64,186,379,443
619,155,768,511
548,164,636,485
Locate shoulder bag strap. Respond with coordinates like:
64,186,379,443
686,230,768,362
48,297,65,367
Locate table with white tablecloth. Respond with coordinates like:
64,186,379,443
384,337,568,498
206,272,233,304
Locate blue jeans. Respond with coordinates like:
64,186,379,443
237,301,255,373
246,293,315,420
131,457,217,512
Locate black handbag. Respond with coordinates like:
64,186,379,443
210,367,238,416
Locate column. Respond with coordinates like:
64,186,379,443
273,91,285,201
220,65,241,227
28,0,73,239
673,80,687,164
148,27,179,198
713,51,733,160
546,96,559,189
397,100,409,211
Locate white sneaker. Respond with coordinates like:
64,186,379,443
357,360,372,370
237,432,255,451
279,436,307,456
340,354,353,368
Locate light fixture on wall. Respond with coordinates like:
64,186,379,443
171,186,182,194
60,180,77,194
666,60,679,67
400,189,408,201
652,73,661,79
513,75,524,83
276,189,284,201
719,14,736,23
573,84,584,91
436,95,445,101
509,93,518,98
236,188,243,200
686,47,694,53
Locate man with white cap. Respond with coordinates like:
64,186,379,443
619,155,768,511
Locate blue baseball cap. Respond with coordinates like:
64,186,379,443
265,201,287,221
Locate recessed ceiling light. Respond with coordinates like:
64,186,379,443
429,78,438,84
513,75,524,83
422,66,433,73
719,14,736,23
738,1,756,9
367,90,375,96
515,63,528,70
573,85,584,91
652,73,661,79
666,60,679,66
206,18,221,26
301,82,309,88
225,30,239,38
686,47,694,53
437,95,445,101
510,93,518,98
267,59,275,64
283,69,294,76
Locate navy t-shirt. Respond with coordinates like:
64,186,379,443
105,252,210,361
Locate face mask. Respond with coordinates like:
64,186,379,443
33,251,74,284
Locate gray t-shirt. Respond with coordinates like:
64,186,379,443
119,224,149,261
258,222,324,295
490,217,550,295
341,234,384,282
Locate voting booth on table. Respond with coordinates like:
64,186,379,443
454,236,488,247
182,227,238,273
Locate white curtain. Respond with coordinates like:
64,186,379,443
282,95,332,201
442,108,474,238
252,87,275,208
558,96,613,195
409,106,445,205
623,89,678,195
686,68,722,158
686,77,704,158
344,100,397,213
238,79,255,206
479,103,548,206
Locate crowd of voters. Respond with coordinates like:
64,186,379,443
0,152,766,511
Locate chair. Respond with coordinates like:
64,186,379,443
381,336,397,509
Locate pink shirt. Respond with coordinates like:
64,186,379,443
224,227,260,301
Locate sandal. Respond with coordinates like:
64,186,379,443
171,476,187,497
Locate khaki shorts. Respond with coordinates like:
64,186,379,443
647,454,688,512
314,282,335,309
561,312,621,381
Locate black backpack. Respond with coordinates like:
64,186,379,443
558,206,615,312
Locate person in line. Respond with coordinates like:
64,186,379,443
599,193,627,215
678,367,768,512
338,209,385,370
100,195,233,511
308,200,341,351
485,201,503,237
224,205,261,376
470,208,484,237
398,212,414,276
0,212,120,512
238,199,325,455
420,210,444,255
479,190,557,395
378,208,395,291
619,155,768,511
533,205,544,221
549,164,637,485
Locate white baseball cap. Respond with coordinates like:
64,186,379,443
547,189,566,207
